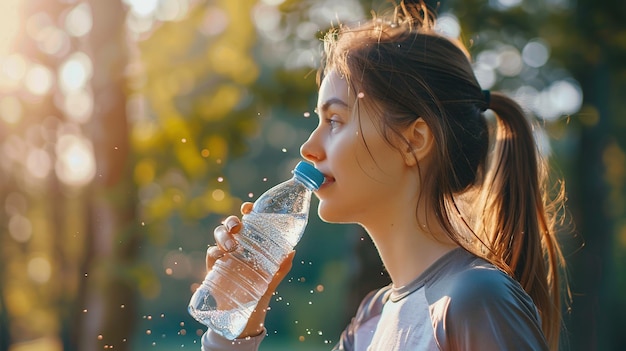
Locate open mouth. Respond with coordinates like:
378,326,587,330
322,176,335,185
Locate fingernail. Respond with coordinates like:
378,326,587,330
225,219,237,231
224,239,236,251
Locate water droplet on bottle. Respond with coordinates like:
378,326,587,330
217,177,224,182
357,92,365,98
303,112,310,117
181,138,187,143
281,148,287,152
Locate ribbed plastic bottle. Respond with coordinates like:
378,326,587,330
188,161,324,340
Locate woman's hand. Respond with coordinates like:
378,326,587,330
205,202,296,338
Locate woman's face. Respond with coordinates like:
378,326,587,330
300,69,415,224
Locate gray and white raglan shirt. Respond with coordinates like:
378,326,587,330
201,248,549,351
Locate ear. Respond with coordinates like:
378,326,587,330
401,118,434,167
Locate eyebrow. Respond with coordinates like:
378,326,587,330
317,98,349,114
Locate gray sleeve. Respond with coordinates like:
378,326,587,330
333,286,390,351
432,268,549,351
201,329,265,351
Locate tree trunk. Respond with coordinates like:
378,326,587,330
76,1,138,350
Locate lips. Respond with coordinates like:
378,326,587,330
320,175,335,187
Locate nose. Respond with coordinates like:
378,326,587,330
300,128,324,163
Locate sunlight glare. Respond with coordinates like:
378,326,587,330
59,52,92,93
473,62,496,90
65,3,93,37
125,0,159,17
9,214,32,243
55,134,96,186
496,46,523,76
25,64,53,96
435,13,461,38
26,148,52,179
0,0,21,55
522,39,550,68
37,26,70,56
28,257,52,284
64,89,94,123
156,0,189,22
1,53,27,89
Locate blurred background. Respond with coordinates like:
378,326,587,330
0,0,624,350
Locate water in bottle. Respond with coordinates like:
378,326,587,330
188,161,324,340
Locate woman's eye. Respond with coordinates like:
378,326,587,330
326,115,341,130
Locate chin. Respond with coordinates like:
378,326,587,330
317,202,349,224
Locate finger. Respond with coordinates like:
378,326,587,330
205,245,225,271
223,215,243,234
268,250,296,292
241,202,253,215
214,224,238,252
241,251,296,339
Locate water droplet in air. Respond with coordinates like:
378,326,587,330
248,192,254,198
97,335,103,340
357,92,365,98
281,148,287,152
303,112,310,117
217,177,224,182
181,138,187,143
146,330,152,335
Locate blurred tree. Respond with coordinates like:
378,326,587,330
74,0,140,350
442,0,626,349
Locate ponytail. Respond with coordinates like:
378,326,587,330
478,92,565,350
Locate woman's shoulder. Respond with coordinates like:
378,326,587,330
426,249,540,322
353,285,392,323
427,250,548,350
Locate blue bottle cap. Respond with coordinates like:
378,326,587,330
293,161,324,190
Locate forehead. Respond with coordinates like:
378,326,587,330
317,70,351,106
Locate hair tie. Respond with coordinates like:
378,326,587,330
481,90,491,111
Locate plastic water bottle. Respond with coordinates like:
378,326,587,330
188,161,324,340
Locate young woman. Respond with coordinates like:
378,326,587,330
201,2,566,350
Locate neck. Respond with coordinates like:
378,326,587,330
361,210,458,288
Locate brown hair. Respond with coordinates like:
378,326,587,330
318,2,566,349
